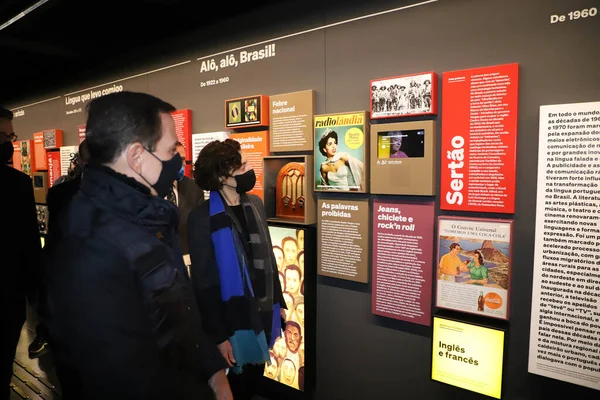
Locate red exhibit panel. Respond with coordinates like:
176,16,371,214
440,63,519,214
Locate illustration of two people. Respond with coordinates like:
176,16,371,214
438,243,488,285
318,128,365,191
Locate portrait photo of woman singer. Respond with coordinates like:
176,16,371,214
187,139,285,400
318,128,365,191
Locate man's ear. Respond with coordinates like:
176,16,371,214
127,143,145,173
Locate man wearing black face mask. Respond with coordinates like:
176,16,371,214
43,92,231,400
188,139,285,400
0,106,42,400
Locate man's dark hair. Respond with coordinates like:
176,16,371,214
193,138,242,191
449,243,460,250
0,106,14,121
85,91,175,164
285,320,301,335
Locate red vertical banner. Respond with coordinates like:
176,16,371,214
171,109,192,176
12,142,21,171
33,132,47,170
78,125,86,144
440,63,519,213
372,200,435,326
47,151,62,187
232,131,269,200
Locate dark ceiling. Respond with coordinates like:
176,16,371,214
0,0,288,104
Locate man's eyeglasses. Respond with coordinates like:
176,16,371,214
0,132,17,143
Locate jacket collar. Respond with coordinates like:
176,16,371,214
80,164,178,227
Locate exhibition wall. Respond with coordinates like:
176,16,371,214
8,0,600,399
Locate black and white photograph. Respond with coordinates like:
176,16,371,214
370,72,438,119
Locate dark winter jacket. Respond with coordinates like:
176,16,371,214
44,164,226,399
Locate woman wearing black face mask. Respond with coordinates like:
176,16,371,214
188,139,285,400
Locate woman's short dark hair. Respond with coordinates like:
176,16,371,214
318,129,338,157
475,250,485,266
194,138,242,191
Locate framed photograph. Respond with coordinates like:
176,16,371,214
370,120,436,195
225,94,269,129
314,110,369,193
370,71,438,119
435,216,513,320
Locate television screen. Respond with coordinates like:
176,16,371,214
377,129,425,159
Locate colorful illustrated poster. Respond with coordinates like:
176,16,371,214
436,217,513,320
372,200,435,325
432,317,505,399
314,111,368,193
225,95,269,129
264,226,306,391
19,140,35,177
529,101,600,391
440,63,519,213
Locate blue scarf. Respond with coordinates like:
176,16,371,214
209,191,281,373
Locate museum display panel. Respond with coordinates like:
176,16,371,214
529,100,600,391
439,63,519,214
314,111,369,193
436,216,513,321
264,225,308,391
225,94,270,129
46,150,62,187
372,200,435,325
317,198,369,283
431,316,506,399
370,71,438,119
171,109,193,177
233,130,270,199
370,120,436,195
6,0,600,398
269,90,315,153
276,162,306,221
264,155,316,225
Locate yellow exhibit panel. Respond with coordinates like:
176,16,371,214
431,317,505,399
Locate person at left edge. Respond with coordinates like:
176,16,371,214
28,139,91,360
0,106,42,400
44,92,232,400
